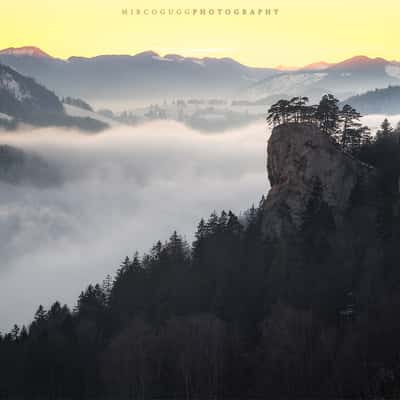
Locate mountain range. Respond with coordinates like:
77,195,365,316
0,46,276,103
1,47,400,105
244,56,400,102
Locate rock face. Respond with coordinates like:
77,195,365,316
262,123,377,238
259,123,400,313
260,123,385,309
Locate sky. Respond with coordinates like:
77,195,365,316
1,0,399,67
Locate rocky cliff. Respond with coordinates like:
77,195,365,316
260,123,389,310
262,123,377,238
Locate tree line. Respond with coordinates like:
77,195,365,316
267,94,372,153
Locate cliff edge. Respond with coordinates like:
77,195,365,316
262,123,377,238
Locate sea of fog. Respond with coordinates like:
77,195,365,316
361,114,400,131
0,121,269,331
0,114,398,331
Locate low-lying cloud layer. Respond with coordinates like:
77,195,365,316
2,114,395,331
0,121,269,331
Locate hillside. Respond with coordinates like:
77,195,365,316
0,63,108,131
0,63,64,119
344,86,400,114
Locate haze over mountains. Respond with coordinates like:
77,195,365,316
245,56,400,102
0,46,276,104
343,86,400,115
1,47,400,106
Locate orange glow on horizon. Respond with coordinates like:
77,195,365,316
1,0,399,68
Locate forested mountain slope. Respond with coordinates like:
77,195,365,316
1,121,400,399
0,64,108,131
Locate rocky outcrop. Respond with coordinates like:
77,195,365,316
259,123,388,309
262,123,377,238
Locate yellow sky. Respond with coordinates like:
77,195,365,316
1,0,399,67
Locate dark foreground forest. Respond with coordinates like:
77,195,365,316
1,96,400,399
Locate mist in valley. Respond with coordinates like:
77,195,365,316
1,112,398,331
0,121,268,331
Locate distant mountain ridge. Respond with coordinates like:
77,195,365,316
1,47,400,104
276,61,333,71
0,47,277,102
344,86,400,115
0,46,51,58
244,56,400,102
3,46,397,69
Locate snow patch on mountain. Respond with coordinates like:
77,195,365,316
246,72,328,99
152,55,174,62
63,104,119,127
386,65,400,80
0,72,32,101
189,59,205,67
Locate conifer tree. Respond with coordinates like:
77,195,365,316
315,94,340,136
339,104,362,151
376,118,393,139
